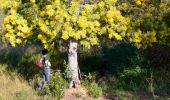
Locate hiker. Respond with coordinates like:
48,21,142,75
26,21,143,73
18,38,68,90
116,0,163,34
39,49,53,89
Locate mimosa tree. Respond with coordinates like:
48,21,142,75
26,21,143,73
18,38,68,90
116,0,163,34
0,0,131,88
118,0,170,48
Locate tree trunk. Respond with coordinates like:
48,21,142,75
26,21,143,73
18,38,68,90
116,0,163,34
68,40,80,88
67,0,85,88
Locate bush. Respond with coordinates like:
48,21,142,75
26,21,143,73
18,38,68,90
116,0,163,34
116,66,147,91
34,70,67,100
82,81,103,98
115,51,148,91
63,60,73,81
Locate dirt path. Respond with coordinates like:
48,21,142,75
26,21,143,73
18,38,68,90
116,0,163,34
62,87,153,100
62,87,106,100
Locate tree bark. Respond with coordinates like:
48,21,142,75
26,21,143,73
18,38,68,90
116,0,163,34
67,0,85,88
68,40,80,88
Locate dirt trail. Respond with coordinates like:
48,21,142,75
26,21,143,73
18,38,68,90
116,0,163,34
62,87,106,100
62,87,152,100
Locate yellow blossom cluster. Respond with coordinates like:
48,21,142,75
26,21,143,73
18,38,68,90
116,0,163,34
1,0,130,49
130,30,157,48
134,0,146,6
3,7,31,47
97,1,130,41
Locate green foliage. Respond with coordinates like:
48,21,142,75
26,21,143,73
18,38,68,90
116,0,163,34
79,43,170,99
120,66,144,78
145,46,170,96
82,73,93,82
117,67,147,91
49,70,67,98
164,10,170,27
36,71,67,100
82,81,103,98
86,82,103,98
97,45,148,94
63,60,73,81
81,72,103,98
101,44,138,74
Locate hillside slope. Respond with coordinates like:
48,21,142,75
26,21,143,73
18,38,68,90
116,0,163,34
0,64,41,100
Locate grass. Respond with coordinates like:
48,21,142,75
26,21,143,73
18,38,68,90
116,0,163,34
0,64,42,100
81,80,103,99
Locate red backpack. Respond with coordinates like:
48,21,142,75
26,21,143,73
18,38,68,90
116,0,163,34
37,55,43,68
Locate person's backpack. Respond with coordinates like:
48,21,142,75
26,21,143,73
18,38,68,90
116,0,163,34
37,55,43,68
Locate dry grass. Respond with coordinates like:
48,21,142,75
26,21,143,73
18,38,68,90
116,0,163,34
0,64,42,100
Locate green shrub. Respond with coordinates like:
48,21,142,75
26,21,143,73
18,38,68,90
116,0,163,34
49,71,67,98
35,70,67,100
88,82,103,98
116,66,147,91
81,73,93,82
63,60,73,81
82,81,103,98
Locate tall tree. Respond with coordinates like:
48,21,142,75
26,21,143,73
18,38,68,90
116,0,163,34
117,0,170,47
0,0,130,88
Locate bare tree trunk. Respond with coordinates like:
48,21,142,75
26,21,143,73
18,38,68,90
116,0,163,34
67,0,86,88
68,40,80,88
